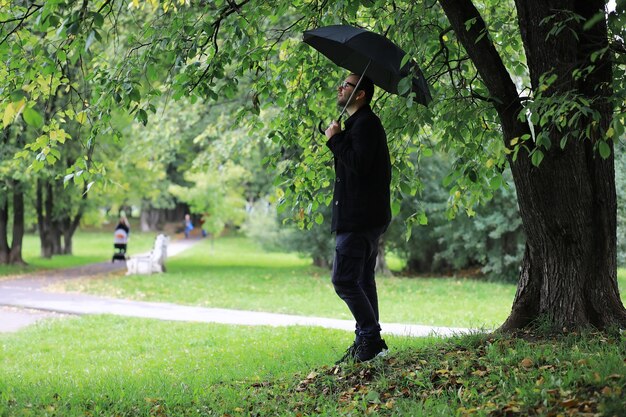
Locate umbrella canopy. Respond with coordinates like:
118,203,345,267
303,24,432,106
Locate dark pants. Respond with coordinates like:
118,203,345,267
332,226,386,342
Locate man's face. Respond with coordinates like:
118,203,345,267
337,75,360,107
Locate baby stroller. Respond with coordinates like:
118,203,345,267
112,227,129,262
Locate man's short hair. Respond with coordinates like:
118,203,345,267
352,74,375,104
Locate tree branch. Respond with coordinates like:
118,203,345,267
188,0,252,94
438,0,524,126
0,4,43,45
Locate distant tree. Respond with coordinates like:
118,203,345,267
386,154,524,280
0,124,29,265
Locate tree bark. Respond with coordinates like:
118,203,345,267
312,256,330,269
0,181,27,265
9,180,26,265
375,238,393,277
0,191,9,264
140,203,165,231
51,218,63,255
438,0,626,331
36,178,54,258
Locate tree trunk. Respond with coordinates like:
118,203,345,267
375,238,393,277
312,256,330,269
36,179,54,258
9,181,26,265
140,205,154,232
140,204,164,231
51,219,63,255
62,218,73,255
0,191,9,264
439,0,626,331
61,208,82,255
8,181,26,265
501,0,625,330
0,182,27,265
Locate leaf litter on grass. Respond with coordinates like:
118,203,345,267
233,331,625,416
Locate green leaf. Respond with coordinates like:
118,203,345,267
397,77,411,95
583,12,604,31
137,109,148,126
391,200,401,216
400,54,411,69
147,65,158,82
489,175,503,190
598,141,611,159
92,12,104,27
531,149,544,167
129,88,141,102
23,107,44,129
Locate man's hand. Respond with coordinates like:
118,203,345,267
325,121,341,139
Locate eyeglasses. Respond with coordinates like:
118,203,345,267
339,81,357,89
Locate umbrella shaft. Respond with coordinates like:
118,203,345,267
337,60,370,121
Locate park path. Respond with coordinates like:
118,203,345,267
0,239,474,337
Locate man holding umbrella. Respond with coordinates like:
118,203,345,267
325,73,391,363
304,24,431,363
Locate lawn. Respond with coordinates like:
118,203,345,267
53,235,518,329
0,316,623,416
0,315,437,417
1,232,624,416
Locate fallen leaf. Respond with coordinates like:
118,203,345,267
560,398,579,408
520,358,534,368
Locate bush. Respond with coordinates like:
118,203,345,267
386,154,524,281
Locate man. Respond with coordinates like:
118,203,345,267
325,73,392,363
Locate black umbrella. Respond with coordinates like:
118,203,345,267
303,24,432,106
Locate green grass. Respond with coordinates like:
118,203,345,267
1,233,625,416
54,236,517,329
276,331,626,416
0,317,623,416
0,315,436,417
0,231,158,278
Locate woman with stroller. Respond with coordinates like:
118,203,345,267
112,216,130,262
115,216,130,235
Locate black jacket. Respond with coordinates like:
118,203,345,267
325,105,391,233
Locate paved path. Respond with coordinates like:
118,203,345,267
0,239,475,337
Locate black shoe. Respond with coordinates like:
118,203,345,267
335,341,359,364
354,338,389,362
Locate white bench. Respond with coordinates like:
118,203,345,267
126,234,169,275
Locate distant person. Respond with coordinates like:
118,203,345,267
112,216,130,262
184,214,194,239
324,74,392,363
115,216,130,234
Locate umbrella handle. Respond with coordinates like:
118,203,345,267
318,120,326,135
